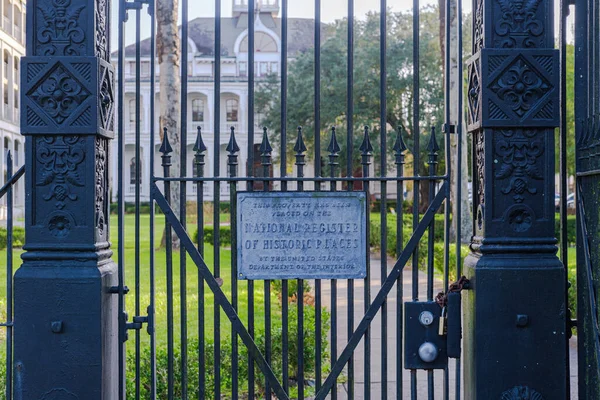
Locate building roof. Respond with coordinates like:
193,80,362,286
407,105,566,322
121,13,327,58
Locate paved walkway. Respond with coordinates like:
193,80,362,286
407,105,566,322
318,255,579,399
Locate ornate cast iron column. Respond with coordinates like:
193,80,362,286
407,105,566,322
465,0,565,398
14,0,117,396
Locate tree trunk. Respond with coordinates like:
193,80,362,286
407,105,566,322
440,0,473,243
157,0,181,248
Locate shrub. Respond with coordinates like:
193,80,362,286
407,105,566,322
193,225,232,247
0,226,25,250
126,302,330,399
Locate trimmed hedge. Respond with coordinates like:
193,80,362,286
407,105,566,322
193,225,232,247
0,226,25,250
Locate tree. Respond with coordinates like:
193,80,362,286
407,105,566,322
440,0,472,243
157,0,181,247
256,6,446,208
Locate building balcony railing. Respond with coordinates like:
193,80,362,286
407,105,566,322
3,105,8,120
14,26,21,42
14,108,18,123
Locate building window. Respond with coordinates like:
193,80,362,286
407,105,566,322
13,57,18,91
140,61,150,76
3,50,9,78
13,140,18,165
4,84,8,106
128,99,136,129
14,88,17,109
130,157,142,185
270,62,278,74
259,62,268,76
226,99,238,122
188,61,193,76
192,99,204,122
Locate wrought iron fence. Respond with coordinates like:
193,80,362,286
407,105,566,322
117,0,466,399
0,153,24,400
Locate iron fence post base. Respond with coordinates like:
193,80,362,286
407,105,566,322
463,253,566,399
14,262,119,399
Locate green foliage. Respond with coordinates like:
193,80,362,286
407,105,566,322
193,226,232,247
126,303,330,399
0,226,25,250
556,215,577,245
256,7,448,173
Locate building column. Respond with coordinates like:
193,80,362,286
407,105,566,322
15,0,117,396
464,1,565,399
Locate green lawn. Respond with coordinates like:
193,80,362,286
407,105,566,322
0,214,276,349
0,213,580,347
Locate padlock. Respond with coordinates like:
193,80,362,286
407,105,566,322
438,307,447,336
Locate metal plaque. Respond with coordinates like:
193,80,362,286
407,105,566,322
237,192,367,280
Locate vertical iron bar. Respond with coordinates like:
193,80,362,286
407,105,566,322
411,0,421,395
260,128,273,398
5,152,12,400
117,2,126,397
160,130,175,400
328,129,339,400
194,127,206,399
455,0,463,396
443,0,452,396
314,4,324,391
559,2,570,398
394,132,407,400
134,9,142,400
427,127,438,399
295,127,307,400
360,127,372,400
180,0,189,395
227,127,240,400
247,0,255,397
379,2,388,398
347,1,356,397
280,0,289,395
214,0,222,397
148,1,157,396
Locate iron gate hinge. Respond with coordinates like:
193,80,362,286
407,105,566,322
443,124,456,134
109,285,130,295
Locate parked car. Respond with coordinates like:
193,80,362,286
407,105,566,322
555,193,575,211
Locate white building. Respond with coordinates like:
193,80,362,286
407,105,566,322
112,0,319,203
0,0,25,218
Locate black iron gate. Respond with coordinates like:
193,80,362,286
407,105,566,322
574,0,600,397
116,0,466,399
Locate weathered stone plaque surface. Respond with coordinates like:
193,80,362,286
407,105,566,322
237,192,367,280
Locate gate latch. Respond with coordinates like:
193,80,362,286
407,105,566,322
435,276,470,359
404,277,470,370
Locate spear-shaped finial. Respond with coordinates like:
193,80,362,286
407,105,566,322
327,126,340,155
427,126,439,167
427,126,440,153
327,126,340,167
193,126,207,155
260,127,272,166
226,126,240,154
360,126,373,166
227,126,240,177
159,127,173,154
294,126,307,166
160,127,173,170
393,127,408,165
